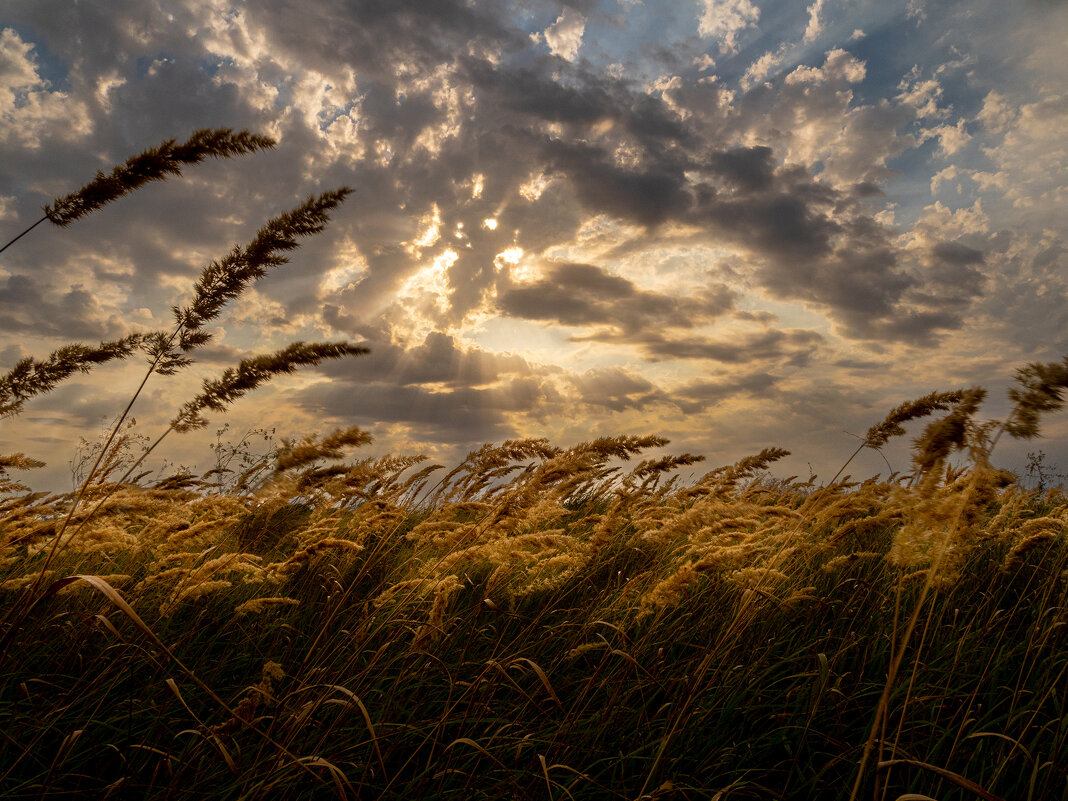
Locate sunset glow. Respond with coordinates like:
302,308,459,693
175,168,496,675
1,0,1067,489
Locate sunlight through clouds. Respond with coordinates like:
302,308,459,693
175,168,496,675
0,0,1066,489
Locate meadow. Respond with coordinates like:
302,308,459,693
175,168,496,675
0,131,1066,800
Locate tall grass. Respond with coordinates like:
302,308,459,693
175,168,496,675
1,133,1067,800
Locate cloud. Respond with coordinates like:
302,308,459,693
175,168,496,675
319,328,536,389
673,371,780,413
929,118,971,155
977,90,1016,133
895,72,945,119
539,8,587,61
803,0,827,43
497,261,735,336
0,27,91,148
621,328,824,365
741,48,787,90
697,0,760,53
0,274,126,340
569,366,663,411
298,377,546,443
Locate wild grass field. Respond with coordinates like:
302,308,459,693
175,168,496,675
1,131,1066,800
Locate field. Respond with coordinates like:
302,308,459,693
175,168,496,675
1,430,1067,800
1,131,1067,800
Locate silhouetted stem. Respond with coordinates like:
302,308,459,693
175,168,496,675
0,215,48,255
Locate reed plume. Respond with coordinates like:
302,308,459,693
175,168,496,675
910,387,987,479
273,425,374,473
44,129,276,227
0,334,145,418
1004,358,1068,439
144,188,354,373
171,342,369,433
828,390,966,484
0,129,276,255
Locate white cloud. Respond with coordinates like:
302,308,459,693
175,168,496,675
727,49,914,186
741,48,786,90
0,28,38,94
977,90,1016,134
895,72,945,119
693,53,716,71
980,93,1068,218
0,194,17,221
930,165,960,194
802,0,826,44
541,8,586,61
784,48,866,87
914,199,989,238
931,118,971,156
0,28,91,148
697,0,760,54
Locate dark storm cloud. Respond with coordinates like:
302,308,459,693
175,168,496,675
620,328,824,365
539,138,693,227
316,325,537,389
296,316,566,441
707,145,776,192
497,261,735,334
917,241,986,305
246,0,524,79
0,274,122,339
931,242,984,266
297,376,551,443
462,57,691,144
569,366,665,411
673,371,780,413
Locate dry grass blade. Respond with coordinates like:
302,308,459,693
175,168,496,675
28,575,334,789
47,729,85,774
175,726,240,776
511,657,564,711
877,759,1009,801
964,731,1035,766
538,754,553,799
445,737,511,772
166,678,206,726
325,685,388,779
298,756,353,801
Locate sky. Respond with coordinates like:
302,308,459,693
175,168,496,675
1,0,1067,491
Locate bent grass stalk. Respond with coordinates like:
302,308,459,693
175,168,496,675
0,136,361,675
849,374,1068,801
0,128,275,254
21,191,356,603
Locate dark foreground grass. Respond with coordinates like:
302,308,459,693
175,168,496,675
1,471,1066,801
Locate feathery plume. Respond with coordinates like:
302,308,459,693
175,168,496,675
156,188,353,364
864,390,967,449
0,334,145,418
43,129,276,226
274,426,374,473
171,342,369,432
826,390,967,485
911,387,986,476
1004,359,1068,439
